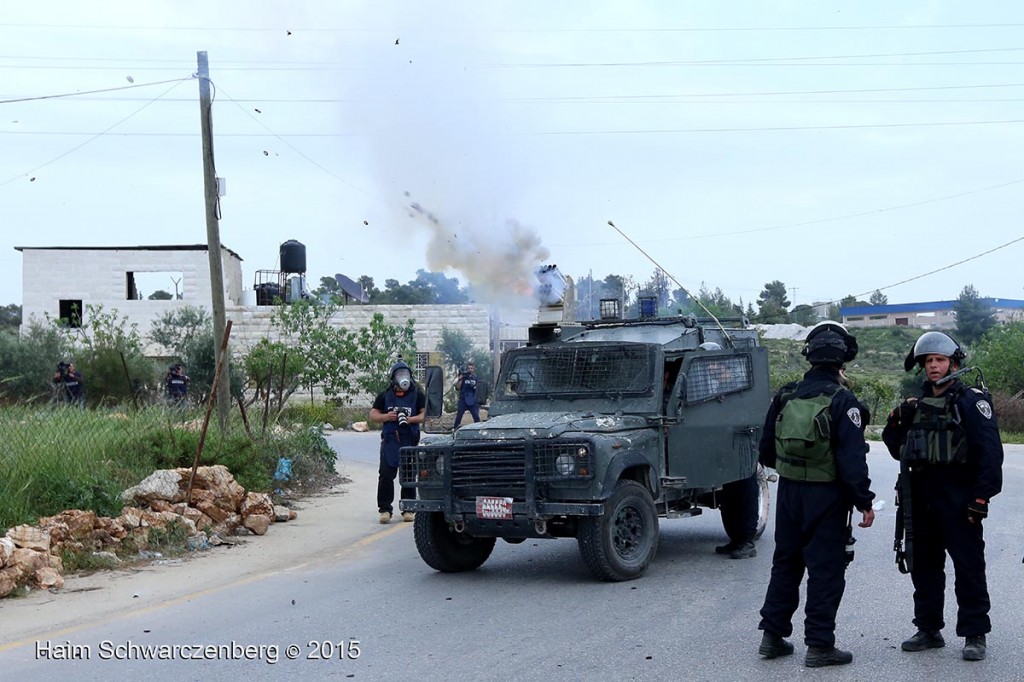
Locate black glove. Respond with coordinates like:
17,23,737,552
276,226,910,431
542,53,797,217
887,400,917,428
967,498,988,524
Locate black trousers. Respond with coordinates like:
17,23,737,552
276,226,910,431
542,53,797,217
720,473,759,543
377,454,415,514
908,479,990,636
759,479,849,648
454,400,480,428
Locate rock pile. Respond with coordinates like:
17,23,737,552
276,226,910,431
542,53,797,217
0,465,296,598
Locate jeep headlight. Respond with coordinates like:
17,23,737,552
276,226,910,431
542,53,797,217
555,453,576,476
434,454,445,476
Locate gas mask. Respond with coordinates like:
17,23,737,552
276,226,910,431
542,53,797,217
393,368,412,391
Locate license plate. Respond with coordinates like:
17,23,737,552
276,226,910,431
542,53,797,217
476,496,513,520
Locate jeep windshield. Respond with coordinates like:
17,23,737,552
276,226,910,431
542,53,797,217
496,343,655,400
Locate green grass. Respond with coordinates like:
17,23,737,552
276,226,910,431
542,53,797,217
0,405,338,531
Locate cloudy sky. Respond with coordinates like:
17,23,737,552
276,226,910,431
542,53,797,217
3,1,1023,312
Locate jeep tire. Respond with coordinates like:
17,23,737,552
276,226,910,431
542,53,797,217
414,512,496,573
577,480,659,581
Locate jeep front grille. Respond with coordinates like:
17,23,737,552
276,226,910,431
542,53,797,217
400,440,595,496
451,446,526,498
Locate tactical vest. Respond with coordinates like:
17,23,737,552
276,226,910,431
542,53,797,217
900,389,967,466
774,384,841,482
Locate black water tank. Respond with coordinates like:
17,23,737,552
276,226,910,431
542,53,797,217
280,240,306,273
255,282,281,306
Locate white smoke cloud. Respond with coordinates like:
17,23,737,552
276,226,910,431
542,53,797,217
405,195,550,306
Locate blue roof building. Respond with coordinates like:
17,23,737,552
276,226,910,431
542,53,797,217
841,298,1024,329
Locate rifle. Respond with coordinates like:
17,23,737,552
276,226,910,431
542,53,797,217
893,458,913,574
933,365,986,391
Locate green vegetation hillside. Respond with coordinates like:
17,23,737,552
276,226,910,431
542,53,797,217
762,326,925,389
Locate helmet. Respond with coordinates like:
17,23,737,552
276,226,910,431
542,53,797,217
802,321,858,366
903,331,965,372
698,342,722,351
390,360,413,391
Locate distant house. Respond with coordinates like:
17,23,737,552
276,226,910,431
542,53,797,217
841,298,1024,330
15,244,244,335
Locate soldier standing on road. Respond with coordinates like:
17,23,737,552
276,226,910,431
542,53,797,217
369,361,425,524
756,321,875,668
882,332,1003,662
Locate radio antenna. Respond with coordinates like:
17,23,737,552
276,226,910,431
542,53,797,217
607,220,734,345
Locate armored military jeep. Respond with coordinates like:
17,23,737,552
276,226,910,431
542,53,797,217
399,312,772,581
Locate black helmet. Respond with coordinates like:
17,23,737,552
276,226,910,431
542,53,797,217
390,360,413,391
802,321,858,366
903,331,965,372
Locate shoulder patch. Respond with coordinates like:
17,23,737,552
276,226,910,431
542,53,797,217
846,407,862,428
977,401,993,420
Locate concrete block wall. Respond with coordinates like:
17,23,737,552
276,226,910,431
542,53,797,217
227,303,495,356
20,247,244,339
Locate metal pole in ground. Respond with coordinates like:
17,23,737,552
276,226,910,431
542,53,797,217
186,320,232,505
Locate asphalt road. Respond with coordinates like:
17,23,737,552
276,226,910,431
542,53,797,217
1,438,1021,682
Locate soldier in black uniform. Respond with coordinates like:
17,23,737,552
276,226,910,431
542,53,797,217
756,321,875,668
882,331,1003,662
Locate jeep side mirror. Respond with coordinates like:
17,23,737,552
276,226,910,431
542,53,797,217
424,365,444,417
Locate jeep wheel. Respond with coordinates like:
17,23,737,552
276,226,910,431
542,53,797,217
753,464,770,540
413,512,496,573
577,480,659,582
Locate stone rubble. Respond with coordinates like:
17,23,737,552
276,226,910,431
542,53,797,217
0,464,297,599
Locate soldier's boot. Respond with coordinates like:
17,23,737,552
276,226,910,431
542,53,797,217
401,511,415,522
804,646,853,668
757,632,794,659
715,540,741,555
962,635,987,661
729,541,757,560
901,630,945,652
378,511,392,524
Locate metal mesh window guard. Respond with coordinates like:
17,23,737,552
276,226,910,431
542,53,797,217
686,354,753,403
499,345,652,397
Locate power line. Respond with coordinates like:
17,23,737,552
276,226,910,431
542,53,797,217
479,46,1024,68
4,116,1023,138
9,82,1024,105
531,118,1024,135
851,235,1024,296
479,61,1024,69
213,81,371,197
3,21,1024,33
505,82,1024,101
0,76,195,105
0,78,190,187
652,179,1024,242
6,45,1024,68
550,177,1024,249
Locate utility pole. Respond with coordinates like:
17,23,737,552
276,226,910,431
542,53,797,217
197,51,231,430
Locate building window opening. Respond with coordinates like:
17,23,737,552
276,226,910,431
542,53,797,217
126,271,184,300
58,299,83,328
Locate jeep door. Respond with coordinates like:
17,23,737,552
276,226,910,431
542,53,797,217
665,347,771,487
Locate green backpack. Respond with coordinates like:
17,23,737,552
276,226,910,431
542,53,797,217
774,384,841,482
